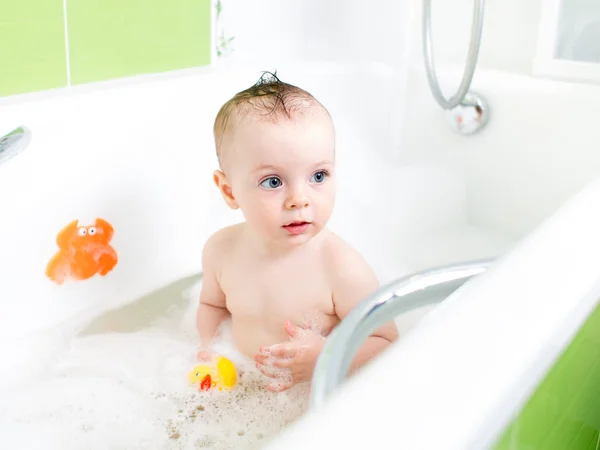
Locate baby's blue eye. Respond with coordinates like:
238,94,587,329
260,177,282,189
310,171,327,183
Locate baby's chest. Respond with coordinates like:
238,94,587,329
221,264,335,325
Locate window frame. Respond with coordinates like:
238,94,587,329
534,0,600,84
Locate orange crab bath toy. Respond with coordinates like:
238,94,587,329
188,356,237,392
46,218,118,285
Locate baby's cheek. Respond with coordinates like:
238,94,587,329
316,189,336,220
263,202,284,228
250,196,281,228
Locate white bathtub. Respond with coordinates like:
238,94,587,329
1,60,594,448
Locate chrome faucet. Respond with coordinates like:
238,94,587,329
0,126,31,165
309,258,494,410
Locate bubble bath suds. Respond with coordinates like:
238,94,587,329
0,280,310,449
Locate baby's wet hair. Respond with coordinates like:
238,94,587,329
213,70,328,165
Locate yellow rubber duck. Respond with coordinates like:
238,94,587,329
188,356,237,391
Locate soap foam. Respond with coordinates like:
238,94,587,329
0,280,310,450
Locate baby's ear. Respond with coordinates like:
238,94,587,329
95,218,114,242
213,170,239,210
56,220,79,249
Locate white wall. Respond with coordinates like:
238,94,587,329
215,0,328,67
217,0,409,69
220,0,545,75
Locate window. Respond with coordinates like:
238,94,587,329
535,0,600,83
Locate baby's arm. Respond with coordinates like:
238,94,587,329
197,232,230,354
330,244,399,374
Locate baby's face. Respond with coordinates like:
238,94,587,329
223,111,336,248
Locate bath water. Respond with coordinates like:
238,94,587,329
0,279,310,450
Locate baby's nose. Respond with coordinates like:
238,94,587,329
285,188,310,209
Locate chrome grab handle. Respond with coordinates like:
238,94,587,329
423,0,485,109
309,259,494,410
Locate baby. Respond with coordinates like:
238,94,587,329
197,71,398,392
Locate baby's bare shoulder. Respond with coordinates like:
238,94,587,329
322,231,380,316
322,232,378,284
202,223,244,267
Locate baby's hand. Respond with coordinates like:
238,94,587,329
254,320,326,392
197,348,212,361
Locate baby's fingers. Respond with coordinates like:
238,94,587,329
255,351,293,368
256,362,284,379
253,353,269,365
264,344,298,359
270,357,294,369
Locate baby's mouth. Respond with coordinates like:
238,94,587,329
284,220,310,227
282,221,311,235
